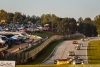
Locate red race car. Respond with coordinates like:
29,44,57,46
72,41,78,44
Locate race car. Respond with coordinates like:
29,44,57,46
77,43,83,47
75,46,80,50
81,37,90,41
72,41,78,44
72,56,80,60
54,58,72,64
71,56,84,64
54,58,71,65
68,51,75,56
71,59,84,64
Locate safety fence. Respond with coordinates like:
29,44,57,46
3,34,83,64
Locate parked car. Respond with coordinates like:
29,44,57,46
11,35,21,45
0,35,8,48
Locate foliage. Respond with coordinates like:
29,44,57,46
60,18,76,34
78,17,98,37
0,9,39,24
94,15,100,35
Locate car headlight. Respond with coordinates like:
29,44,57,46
67,61,69,63
81,62,83,64
73,62,75,65
57,61,59,65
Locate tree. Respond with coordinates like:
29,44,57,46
60,18,76,35
78,17,83,23
30,15,37,24
83,23,92,36
13,12,22,23
6,13,14,23
24,15,31,24
81,17,98,37
40,14,58,31
94,15,100,35
91,24,98,36
84,17,92,23
21,14,26,24
0,10,7,22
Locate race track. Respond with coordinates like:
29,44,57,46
43,37,100,64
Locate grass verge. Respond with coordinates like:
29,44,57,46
33,31,58,38
87,40,100,64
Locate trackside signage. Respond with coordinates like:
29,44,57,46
0,61,15,67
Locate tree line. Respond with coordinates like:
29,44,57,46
0,9,100,37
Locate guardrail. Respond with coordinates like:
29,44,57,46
4,34,83,64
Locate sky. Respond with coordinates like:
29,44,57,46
0,0,100,20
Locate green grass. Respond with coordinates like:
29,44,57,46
33,31,59,38
24,40,63,65
87,40,100,64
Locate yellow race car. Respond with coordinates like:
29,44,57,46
54,58,72,65
81,37,90,41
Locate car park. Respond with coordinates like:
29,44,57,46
11,35,22,45
68,51,75,56
72,41,78,44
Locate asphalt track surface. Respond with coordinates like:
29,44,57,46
43,37,100,64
